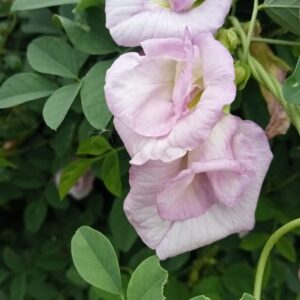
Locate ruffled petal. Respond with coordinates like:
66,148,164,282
156,170,216,221
106,0,232,47
124,116,273,260
105,53,178,137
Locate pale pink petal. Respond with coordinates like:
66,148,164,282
109,33,236,165
141,38,186,60
157,171,216,221
55,171,95,200
105,0,232,47
70,172,95,200
169,0,195,12
124,116,273,259
105,53,178,137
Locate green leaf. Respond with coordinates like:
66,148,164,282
263,0,300,8
71,226,122,296
276,237,297,262
27,37,78,79
101,151,122,197
127,256,168,300
76,0,104,11
222,263,254,296
43,82,82,130
77,136,112,156
240,294,256,300
81,61,113,129
10,273,26,300
0,268,9,285
24,200,48,233
109,198,137,252
281,100,300,134
189,297,211,300
0,151,15,168
11,0,78,11
59,158,95,199
0,73,56,109
283,57,300,104
262,1,300,35
54,8,117,55
192,275,223,300
21,9,58,34
3,248,25,272
240,233,269,251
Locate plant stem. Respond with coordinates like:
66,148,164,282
253,218,300,300
243,0,259,60
251,37,300,47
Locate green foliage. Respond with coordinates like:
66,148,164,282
59,158,96,199
240,294,256,300
27,37,79,79
81,61,113,129
0,73,56,108
54,8,117,55
283,57,300,104
109,198,138,252
71,226,122,296
127,256,168,300
101,151,122,197
43,82,82,130
11,0,78,11
262,0,300,35
0,1,299,299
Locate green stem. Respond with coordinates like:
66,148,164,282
243,0,259,60
251,37,300,47
253,218,300,300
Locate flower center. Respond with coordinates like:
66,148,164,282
153,0,171,9
187,87,203,110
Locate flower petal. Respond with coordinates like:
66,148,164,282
106,0,232,47
105,53,178,137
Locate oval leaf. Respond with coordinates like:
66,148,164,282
0,73,56,109
71,226,122,296
101,151,122,197
10,273,26,300
27,37,78,79
77,136,112,156
24,200,48,233
11,0,78,11
81,61,113,129
54,9,117,55
43,82,81,130
127,256,168,300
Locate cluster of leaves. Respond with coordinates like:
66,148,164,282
0,0,299,299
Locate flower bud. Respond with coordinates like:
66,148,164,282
235,61,250,90
216,28,239,52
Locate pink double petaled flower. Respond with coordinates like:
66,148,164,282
123,115,272,259
105,32,236,165
105,0,232,46
104,1,273,259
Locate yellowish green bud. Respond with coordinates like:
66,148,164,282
216,28,239,52
235,61,251,90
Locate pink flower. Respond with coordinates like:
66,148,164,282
55,171,95,200
124,115,272,259
105,32,236,165
105,0,232,47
